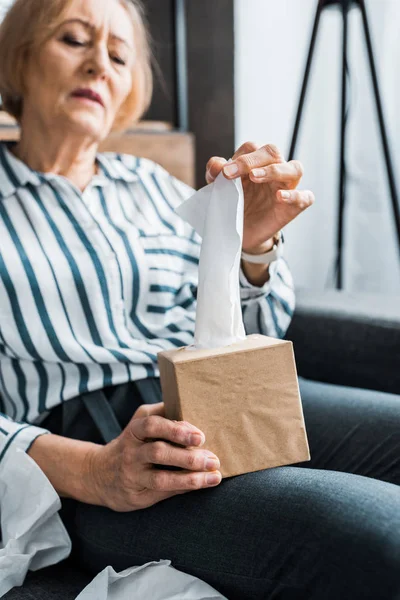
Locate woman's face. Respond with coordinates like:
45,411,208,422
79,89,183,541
22,0,135,140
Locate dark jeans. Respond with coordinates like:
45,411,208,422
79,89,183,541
54,378,400,600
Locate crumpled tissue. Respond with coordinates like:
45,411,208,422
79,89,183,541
76,560,227,600
177,171,246,349
0,445,71,597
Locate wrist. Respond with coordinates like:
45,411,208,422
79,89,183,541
84,442,113,508
28,433,104,505
241,260,270,287
242,237,275,256
241,231,282,286
242,230,282,256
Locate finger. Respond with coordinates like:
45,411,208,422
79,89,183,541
249,160,304,185
277,189,315,211
132,402,165,420
144,467,222,492
222,141,259,181
141,440,220,472
205,156,227,184
129,415,206,448
223,143,284,179
231,141,260,160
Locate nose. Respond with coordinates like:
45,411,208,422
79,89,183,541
84,44,110,80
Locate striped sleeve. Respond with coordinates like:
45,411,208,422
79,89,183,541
0,412,50,465
240,256,295,339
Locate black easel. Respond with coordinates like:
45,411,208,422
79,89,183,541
288,0,400,289
174,0,189,132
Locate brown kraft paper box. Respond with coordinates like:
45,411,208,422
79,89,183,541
158,334,310,478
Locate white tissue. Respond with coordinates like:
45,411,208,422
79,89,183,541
76,560,227,600
177,172,246,349
0,446,71,597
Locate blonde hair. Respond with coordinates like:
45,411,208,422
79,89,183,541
0,0,153,130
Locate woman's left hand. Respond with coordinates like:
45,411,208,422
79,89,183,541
205,142,315,253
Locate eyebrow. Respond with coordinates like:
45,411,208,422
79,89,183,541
61,18,133,49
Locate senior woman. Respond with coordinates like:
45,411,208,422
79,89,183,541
0,0,399,598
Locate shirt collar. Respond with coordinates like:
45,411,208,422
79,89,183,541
0,142,139,199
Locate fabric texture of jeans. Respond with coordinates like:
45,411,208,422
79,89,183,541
48,377,400,600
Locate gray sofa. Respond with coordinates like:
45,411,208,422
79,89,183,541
4,289,400,599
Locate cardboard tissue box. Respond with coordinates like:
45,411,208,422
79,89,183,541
158,172,310,478
158,335,309,478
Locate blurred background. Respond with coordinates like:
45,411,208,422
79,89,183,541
235,0,400,295
0,0,399,294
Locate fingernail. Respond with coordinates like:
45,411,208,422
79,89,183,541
189,432,204,446
206,472,221,485
251,168,266,178
223,163,239,177
281,191,291,199
204,453,220,470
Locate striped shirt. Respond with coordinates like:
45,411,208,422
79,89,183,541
0,142,295,464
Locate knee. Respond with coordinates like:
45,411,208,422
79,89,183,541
236,468,400,598
295,471,400,598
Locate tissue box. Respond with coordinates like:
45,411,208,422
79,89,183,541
158,334,310,478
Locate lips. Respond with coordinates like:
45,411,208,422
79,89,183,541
71,88,104,107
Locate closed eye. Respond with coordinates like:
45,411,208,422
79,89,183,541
61,35,126,66
111,55,126,66
62,34,86,47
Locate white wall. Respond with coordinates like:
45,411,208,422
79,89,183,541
0,0,11,18
235,0,400,293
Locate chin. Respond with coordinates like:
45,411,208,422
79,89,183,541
64,112,111,142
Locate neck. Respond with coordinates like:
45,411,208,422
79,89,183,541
14,115,100,192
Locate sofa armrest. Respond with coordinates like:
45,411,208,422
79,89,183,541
285,289,400,395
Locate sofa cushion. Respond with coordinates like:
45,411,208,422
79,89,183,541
3,558,92,599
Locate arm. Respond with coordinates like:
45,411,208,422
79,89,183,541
240,236,275,287
0,412,50,463
168,173,295,340
0,411,101,504
240,256,295,339
27,432,103,504
144,160,296,341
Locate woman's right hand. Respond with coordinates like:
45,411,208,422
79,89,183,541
86,402,222,512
